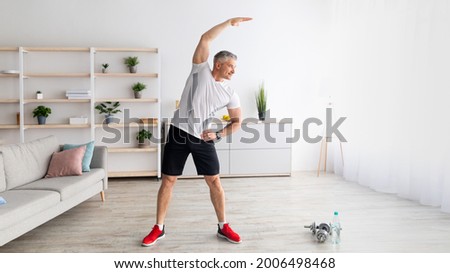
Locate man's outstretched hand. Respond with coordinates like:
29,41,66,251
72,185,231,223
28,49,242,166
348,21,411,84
229,17,253,26
193,17,253,64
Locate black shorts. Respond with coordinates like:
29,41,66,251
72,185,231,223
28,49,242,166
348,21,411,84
162,125,220,176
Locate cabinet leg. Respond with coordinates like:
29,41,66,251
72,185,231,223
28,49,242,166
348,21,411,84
324,140,328,173
317,138,325,177
100,191,105,202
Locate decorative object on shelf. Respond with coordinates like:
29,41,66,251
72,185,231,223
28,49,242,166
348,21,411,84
140,117,157,125
0,70,19,74
101,63,109,73
95,101,121,124
136,129,152,148
222,114,231,122
16,112,20,125
69,116,88,125
132,82,146,98
36,91,43,100
124,56,139,73
66,89,91,99
255,82,267,121
32,105,52,125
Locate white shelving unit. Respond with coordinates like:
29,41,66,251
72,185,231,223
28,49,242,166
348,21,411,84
93,47,160,178
17,47,92,143
0,46,161,178
0,48,20,140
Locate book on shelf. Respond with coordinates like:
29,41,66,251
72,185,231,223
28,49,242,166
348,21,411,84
66,89,91,99
67,96,91,99
66,89,90,93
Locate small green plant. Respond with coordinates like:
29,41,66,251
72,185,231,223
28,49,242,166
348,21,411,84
124,56,139,67
101,63,109,73
32,105,52,117
132,82,146,92
124,56,139,73
255,82,267,115
136,129,152,142
95,101,122,115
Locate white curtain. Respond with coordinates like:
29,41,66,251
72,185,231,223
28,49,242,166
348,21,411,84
328,0,450,212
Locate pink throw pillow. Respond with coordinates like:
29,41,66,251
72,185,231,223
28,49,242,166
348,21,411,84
45,145,86,178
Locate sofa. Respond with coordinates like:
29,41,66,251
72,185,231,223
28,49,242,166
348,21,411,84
0,135,108,246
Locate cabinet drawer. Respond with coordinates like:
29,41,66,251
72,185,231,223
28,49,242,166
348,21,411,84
229,149,291,175
229,123,292,149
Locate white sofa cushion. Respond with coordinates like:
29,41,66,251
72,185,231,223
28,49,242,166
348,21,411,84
0,189,60,230
16,168,106,201
0,153,5,192
0,135,59,190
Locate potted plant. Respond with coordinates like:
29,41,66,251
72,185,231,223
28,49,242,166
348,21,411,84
32,105,52,125
136,129,152,148
132,82,146,99
101,63,109,73
124,56,139,73
95,101,121,124
255,82,267,121
36,90,43,99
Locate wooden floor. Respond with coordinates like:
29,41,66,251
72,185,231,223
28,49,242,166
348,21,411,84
1,171,450,253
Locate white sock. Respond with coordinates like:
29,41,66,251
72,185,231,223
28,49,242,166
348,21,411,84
156,224,164,230
218,222,227,229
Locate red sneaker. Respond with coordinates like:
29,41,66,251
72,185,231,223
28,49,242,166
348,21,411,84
217,223,242,244
142,225,165,247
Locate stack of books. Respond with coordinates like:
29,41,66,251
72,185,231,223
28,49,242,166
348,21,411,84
66,89,91,99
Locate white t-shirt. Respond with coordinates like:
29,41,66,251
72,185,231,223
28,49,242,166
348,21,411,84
172,62,240,139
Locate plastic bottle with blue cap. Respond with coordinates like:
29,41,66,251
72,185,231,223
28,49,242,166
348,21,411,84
331,211,341,245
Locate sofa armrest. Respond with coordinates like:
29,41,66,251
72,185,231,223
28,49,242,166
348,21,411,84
91,146,107,169
91,146,108,189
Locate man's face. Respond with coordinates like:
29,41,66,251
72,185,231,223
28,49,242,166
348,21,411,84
215,59,236,81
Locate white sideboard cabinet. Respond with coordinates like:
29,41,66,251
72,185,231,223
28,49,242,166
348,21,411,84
228,122,292,176
162,121,292,177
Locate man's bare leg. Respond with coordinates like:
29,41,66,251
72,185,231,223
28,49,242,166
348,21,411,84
157,174,178,224
142,174,177,246
205,174,242,243
204,175,226,222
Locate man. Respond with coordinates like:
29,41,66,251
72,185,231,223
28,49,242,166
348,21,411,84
142,17,252,247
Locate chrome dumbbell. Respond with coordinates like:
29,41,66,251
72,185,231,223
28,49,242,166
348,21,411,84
304,222,331,243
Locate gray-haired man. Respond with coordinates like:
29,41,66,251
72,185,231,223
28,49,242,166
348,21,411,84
142,17,252,247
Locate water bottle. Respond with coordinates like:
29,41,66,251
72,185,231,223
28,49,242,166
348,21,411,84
331,211,341,245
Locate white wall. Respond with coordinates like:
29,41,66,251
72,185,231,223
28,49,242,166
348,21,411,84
0,0,331,171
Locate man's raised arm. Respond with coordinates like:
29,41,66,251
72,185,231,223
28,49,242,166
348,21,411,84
193,17,252,64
